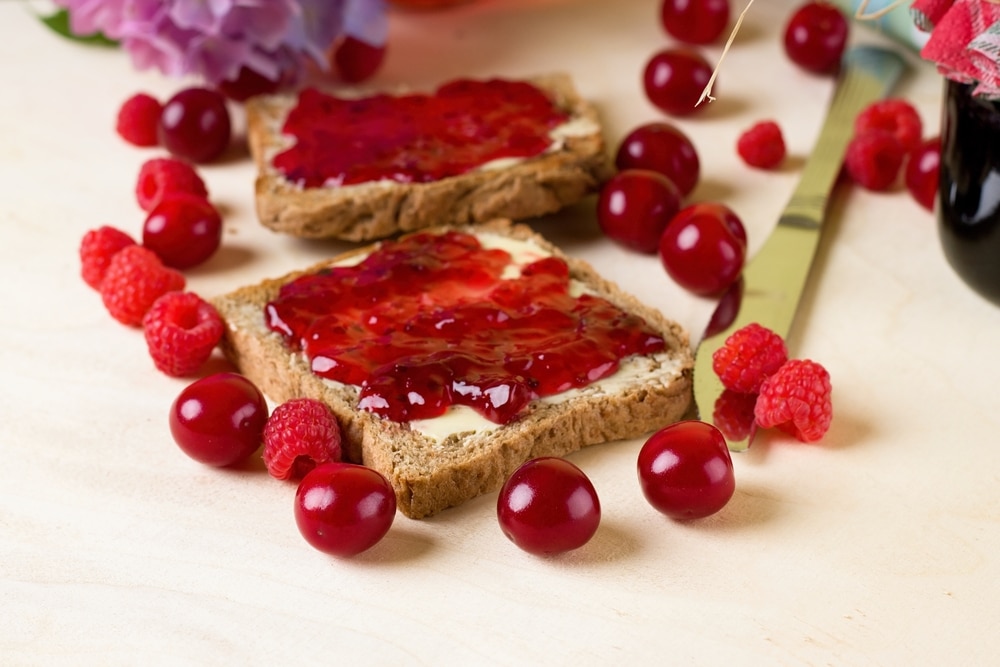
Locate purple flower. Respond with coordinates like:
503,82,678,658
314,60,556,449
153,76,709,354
343,0,388,46
58,0,129,38
53,0,388,86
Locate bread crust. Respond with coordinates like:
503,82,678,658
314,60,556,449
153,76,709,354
212,220,693,518
246,74,614,241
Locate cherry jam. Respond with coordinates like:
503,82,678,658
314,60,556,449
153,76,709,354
938,79,1000,306
265,231,666,424
272,79,569,188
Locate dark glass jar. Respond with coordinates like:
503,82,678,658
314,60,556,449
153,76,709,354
938,78,1000,307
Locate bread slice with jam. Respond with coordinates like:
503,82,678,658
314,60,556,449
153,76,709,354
246,73,613,241
212,220,693,518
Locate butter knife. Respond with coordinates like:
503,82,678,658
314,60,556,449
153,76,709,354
692,45,906,451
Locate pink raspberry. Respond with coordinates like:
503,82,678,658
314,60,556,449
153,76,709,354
712,389,758,443
116,93,163,147
143,292,224,377
263,398,343,480
737,120,786,170
711,322,789,394
854,98,923,153
100,245,185,327
135,157,209,212
844,130,905,191
754,359,833,442
79,225,137,290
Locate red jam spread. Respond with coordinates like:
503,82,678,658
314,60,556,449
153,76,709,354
265,231,666,425
272,79,570,188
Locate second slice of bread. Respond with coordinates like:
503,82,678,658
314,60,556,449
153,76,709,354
246,73,613,241
212,220,693,518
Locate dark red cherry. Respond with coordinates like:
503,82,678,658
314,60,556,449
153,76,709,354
333,36,387,83
638,420,735,520
659,203,746,296
217,66,284,101
643,48,714,117
142,194,222,270
596,170,683,253
703,275,744,339
169,373,268,467
660,0,731,45
905,136,940,211
497,457,601,555
295,463,396,557
158,87,232,163
615,122,700,197
783,1,849,74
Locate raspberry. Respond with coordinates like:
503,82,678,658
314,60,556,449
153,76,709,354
116,93,163,147
142,292,224,377
711,322,789,394
712,389,758,443
844,130,906,191
135,157,208,212
854,98,923,153
79,225,137,290
754,359,833,442
737,120,786,169
263,398,343,480
100,245,185,326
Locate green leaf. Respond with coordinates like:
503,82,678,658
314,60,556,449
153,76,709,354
40,9,118,47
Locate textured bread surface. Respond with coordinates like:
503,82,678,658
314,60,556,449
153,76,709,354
246,73,614,241
212,220,693,518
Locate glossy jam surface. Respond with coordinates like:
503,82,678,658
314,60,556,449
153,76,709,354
273,79,569,188
938,79,1000,306
266,231,666,424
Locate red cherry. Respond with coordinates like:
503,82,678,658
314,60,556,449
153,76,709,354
217,66,284,102
783,1,849,74
295,463,396,557
596,169,682,253
637,420,735,520
905,136,941,211
691,202,747,248
703,275,744,339
659,203,746,296
643,48,713,117
660,0,731,45
169,373,269,467
142,194,223,270
615,122,700,196
497,457,601,555
333,36,387,83
157,87,232,163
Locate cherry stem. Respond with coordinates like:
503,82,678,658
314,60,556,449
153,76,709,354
697,0,757,107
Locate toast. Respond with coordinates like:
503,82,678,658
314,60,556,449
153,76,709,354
246,73,614,241
212,220,693,518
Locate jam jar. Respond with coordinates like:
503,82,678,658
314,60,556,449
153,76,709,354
938,78,1000,307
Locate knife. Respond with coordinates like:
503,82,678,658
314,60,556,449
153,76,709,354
692,45,906,451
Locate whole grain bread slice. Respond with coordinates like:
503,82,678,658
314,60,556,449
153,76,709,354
246,73,614,241
212,220,693,518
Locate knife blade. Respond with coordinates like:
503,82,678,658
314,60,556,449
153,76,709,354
692,45,906,451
